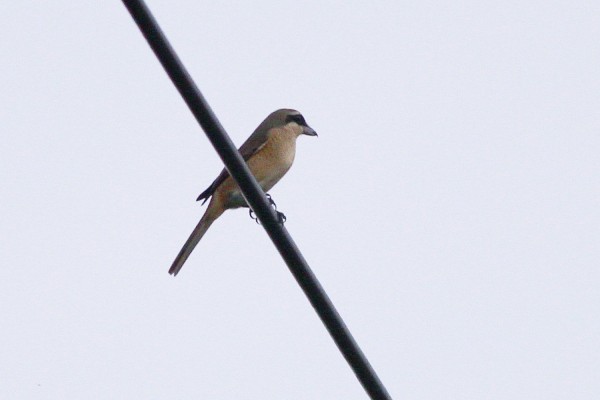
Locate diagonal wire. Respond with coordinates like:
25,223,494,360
121,1,393,399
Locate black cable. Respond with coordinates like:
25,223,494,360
121,1,393,399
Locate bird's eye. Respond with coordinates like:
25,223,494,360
286,114,306,126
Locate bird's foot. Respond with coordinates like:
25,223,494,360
275,210,287,224
266,193,286,224
249,208,260,224
265,193,277,210
247,194,287,225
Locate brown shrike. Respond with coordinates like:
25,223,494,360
169,109,317,276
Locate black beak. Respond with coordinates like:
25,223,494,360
303,126,318,137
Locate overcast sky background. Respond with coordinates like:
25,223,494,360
1,1,599,399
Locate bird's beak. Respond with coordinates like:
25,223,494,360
303,126,318,137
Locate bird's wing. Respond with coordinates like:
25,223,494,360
196,129,270,203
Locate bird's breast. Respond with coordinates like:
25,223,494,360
249,130,297,192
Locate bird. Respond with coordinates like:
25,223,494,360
168,108,317,276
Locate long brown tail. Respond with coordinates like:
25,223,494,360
169,201,224,276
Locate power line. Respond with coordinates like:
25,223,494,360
121,1,393,399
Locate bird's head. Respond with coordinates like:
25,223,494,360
265,108,318,137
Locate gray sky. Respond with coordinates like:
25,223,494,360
1,1,599,399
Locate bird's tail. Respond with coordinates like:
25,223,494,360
169,202,224,276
